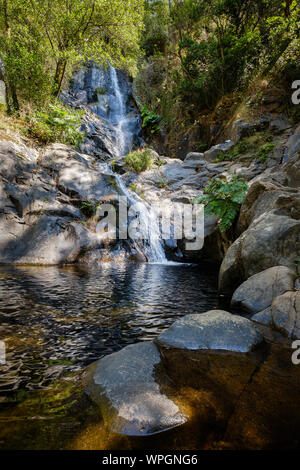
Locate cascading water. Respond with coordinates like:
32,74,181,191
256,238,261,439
109,66,127,156
68,63,170,263
99,161,168,263
104,67,168,262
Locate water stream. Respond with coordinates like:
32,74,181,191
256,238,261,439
95,65,169,263
0,65,221,450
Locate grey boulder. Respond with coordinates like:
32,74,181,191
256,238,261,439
231,266,296,314
156,310,263,353
204,141,234,162
253,291,300,339
84,342,185,436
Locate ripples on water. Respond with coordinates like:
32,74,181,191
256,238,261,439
0,263,219,395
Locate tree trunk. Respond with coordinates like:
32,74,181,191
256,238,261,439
53,59,67,97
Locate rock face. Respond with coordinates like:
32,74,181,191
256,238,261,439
156,310,263,353
204,140,234,162
61,63,142,159
84,342,186,436
219,177,300,293
0,140,131,264
231,266,296,314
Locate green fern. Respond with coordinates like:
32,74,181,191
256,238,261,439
194,174,248,232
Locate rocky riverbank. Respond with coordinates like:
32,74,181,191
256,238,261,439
0,65,299,448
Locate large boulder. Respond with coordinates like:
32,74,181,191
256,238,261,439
238,180,300,233
231,266,296,314
84,342,186,436
156,310,263,353
253,291,300,339
0,215,101,264
161,160,196,184
219,210,300,293
41,144,119,202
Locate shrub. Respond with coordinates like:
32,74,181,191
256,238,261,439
255,142,276,163
125,149,154,173
194,174,248,232
141,105,161,134
28,103,85,146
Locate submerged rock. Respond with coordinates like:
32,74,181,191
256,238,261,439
156,310,263,353
84,342,186,436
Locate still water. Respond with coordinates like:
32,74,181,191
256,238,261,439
0,263,219,395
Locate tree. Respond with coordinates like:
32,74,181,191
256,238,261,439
29,0,145,96
0,0,145,108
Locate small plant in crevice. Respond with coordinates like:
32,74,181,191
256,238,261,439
157,177,167,188
194,174,248,232
255,142,276,163
125,149,154,173
79,201,101,218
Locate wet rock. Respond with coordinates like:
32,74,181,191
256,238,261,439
223,341,300,449
84,342,186,436
156,310,263,353
231,266,296,314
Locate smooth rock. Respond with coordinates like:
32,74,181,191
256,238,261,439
156,310,263,353
231,266,296,314
84,342,186,436
219,211,300,293
270,291,300,339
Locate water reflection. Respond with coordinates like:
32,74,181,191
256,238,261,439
0,263,219,393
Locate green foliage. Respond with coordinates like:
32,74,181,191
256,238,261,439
28,103,85,146
0,0,144,109
135,0,300,137
216,133,274,162
125,149,154,173
141,105,161,134
216,139,251,162
255,142,276,163
157,178,167,188
194,174,248,232
80,201,101,218
142,0,170,56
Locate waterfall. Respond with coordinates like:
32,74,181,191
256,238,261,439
103,66,169,263
109,67,127,156
72,63,170,263
99,162,168,263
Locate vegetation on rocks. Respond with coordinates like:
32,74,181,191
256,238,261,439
195,174,248,232
125,148,154,173
27,103,85,146
134,0,300,152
